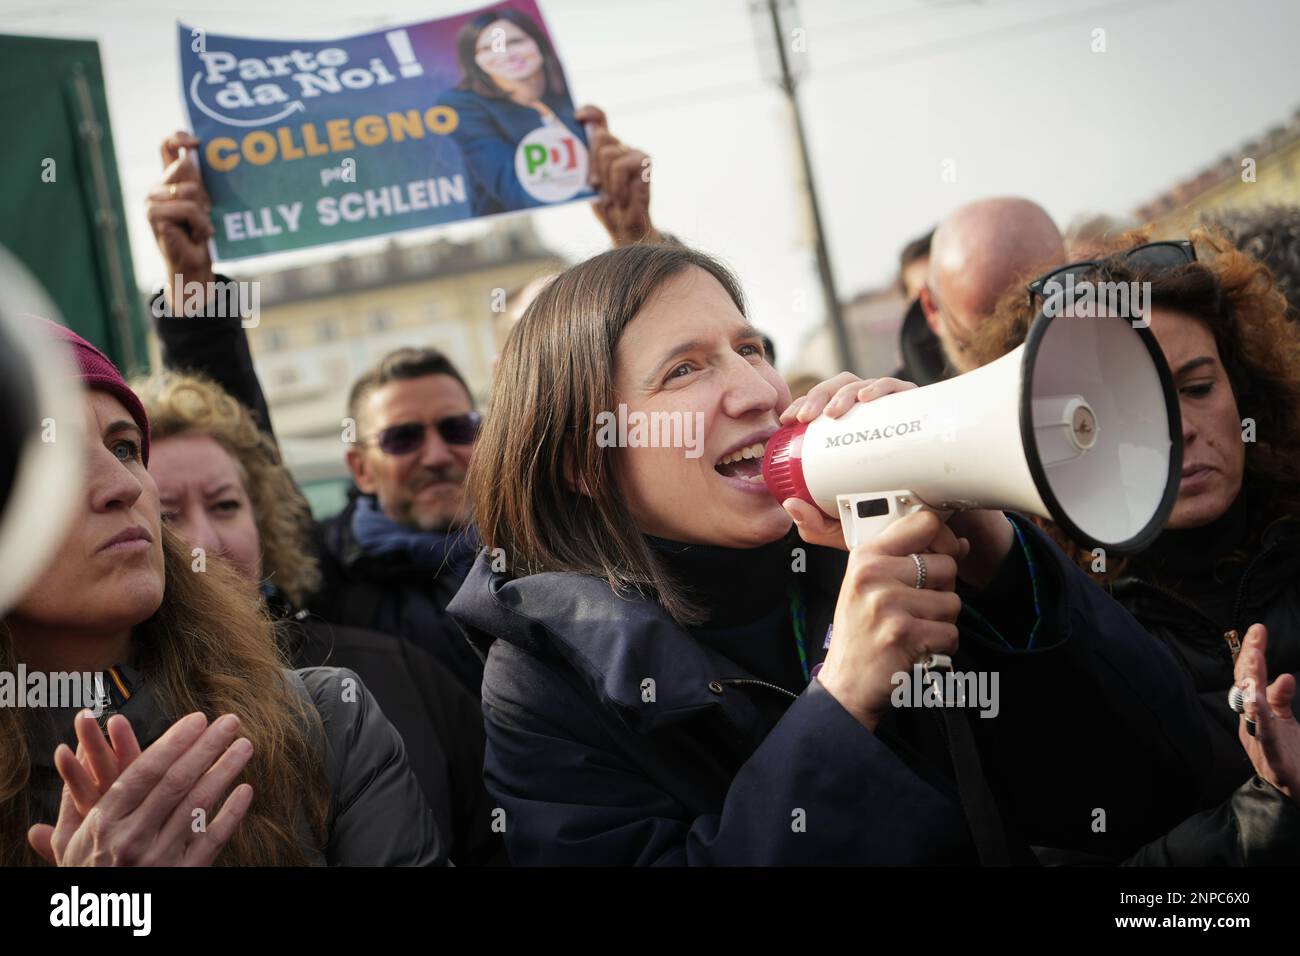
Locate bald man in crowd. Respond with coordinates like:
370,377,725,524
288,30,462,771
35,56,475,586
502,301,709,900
919,197,1066,374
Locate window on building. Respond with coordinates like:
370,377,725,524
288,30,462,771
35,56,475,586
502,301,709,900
404,245,434,273
264,327,290,352
323,357,350,381
257,273,283,300
316,317,343,342
357,255,387,283
301,264,334,293
424,318,473,377
367,310,395,333
482,229,509,260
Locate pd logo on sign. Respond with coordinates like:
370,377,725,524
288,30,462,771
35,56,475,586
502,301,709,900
514,119,588,203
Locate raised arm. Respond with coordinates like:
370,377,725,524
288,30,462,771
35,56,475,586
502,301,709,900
146,131,276,442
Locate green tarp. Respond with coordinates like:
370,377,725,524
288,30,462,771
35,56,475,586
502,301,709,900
0,33,147,374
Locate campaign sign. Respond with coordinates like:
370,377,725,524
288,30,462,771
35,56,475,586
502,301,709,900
179,0,594,260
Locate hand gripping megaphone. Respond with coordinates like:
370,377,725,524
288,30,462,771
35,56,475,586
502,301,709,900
763,309,1183,552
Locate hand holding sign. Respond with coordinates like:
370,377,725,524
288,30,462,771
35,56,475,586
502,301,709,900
579,104,657,247
146,131,216,311
180,2,596,261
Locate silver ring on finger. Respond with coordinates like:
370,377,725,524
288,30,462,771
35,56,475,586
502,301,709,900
1227,685,1247,714
909,552,927,590
921,653,953,674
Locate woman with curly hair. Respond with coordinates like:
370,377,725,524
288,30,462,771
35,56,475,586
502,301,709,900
970,230,1300,863
134,370,505,865
2,322,440,866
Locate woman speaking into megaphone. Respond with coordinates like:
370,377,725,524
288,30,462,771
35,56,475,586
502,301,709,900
448,241,1214,866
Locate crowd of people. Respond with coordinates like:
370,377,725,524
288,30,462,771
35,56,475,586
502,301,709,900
3,100,1300,866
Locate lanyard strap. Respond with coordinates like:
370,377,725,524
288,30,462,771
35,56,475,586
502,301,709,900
788,585,810,684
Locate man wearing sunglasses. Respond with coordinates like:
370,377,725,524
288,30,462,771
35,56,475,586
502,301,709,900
305,347,487,696
920,196,1066,375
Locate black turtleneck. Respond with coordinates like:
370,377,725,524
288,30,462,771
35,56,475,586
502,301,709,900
1133,490,1249,628
646,518,1048,689
646,531,808,692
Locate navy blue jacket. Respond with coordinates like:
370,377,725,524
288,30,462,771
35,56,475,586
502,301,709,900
437,87,590,216
448,519,1212,865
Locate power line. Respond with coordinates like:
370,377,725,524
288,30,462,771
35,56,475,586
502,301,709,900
577,0,1025,82
606,0,1178,115
815,0,1024,34
817,0,1178,77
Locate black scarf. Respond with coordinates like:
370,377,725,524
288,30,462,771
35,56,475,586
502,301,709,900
1133,487,1250,627
645,531,806,690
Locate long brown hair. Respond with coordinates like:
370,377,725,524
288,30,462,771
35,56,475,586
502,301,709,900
470,243,747,625
970,228,1300,580
0,529,330,866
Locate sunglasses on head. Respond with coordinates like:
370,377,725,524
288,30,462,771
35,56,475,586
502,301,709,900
365,411,482,455
1026,240,1196,309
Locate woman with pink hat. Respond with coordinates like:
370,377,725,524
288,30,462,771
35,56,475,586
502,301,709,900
0,320,441,866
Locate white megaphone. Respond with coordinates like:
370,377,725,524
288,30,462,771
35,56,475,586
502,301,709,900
0,246,86,614
763,309,1183,552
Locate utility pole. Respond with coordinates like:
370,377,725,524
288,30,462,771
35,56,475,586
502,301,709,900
753,0,855,372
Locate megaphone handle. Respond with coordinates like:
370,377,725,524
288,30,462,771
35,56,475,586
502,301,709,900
836,490,953,550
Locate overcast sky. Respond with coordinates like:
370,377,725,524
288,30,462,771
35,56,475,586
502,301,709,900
4,0,1298,368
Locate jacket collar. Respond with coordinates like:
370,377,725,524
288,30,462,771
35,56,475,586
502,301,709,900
1113,518,1300,631
27,666,172,772
448,544,845,732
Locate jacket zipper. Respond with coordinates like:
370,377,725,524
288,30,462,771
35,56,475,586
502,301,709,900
1228,545,1277,639
716,677,799,700
1221,543,1277,661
